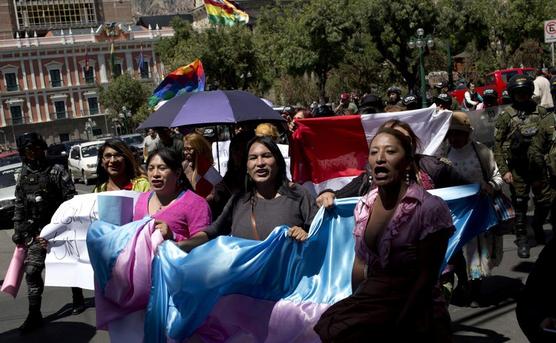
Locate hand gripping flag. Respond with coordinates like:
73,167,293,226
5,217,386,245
148,59,205,108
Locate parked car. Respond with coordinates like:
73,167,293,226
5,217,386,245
451,67,536,106
68,140,105,185
117,133,145,164
0,162,22,229
0,150,21,167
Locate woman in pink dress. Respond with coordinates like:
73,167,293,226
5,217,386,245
315,127,454,342
134,147,212,243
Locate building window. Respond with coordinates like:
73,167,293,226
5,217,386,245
140,61,149,79
113,63,122,77
83,66,94,84
50,69,62,87
54,101,66,119
5,73,18,91
87,97,99,115
10,105,23,125
14,1,98,31
92,128,102,136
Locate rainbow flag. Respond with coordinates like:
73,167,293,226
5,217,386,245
148,59,205,108
203,0,249,26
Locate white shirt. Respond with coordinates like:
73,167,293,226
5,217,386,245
143,134,160,153
533,75,554,108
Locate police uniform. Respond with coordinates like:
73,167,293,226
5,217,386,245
494,103,551,256
529,112,556,242
12,133,78,332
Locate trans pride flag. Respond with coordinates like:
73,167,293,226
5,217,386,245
204,0,249,26
148,59,205,108
145,184,497,342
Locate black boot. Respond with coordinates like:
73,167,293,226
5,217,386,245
514,198,530,258
19,296,43,333
71,287,86,315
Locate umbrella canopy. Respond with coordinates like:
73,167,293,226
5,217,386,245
139,90,283,129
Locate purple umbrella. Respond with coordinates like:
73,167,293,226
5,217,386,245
139,90,284,129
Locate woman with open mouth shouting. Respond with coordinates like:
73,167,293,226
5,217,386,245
315,127,454,342
179,135,317,252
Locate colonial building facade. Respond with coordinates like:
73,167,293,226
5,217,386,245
0,23,173,145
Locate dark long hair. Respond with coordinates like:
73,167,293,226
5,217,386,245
95,139,145,188
370,127,418,182
244,135,297,200
378,119,421,155
224,130,254,192
146,148,193,191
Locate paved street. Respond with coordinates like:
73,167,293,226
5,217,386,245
0,183,548,342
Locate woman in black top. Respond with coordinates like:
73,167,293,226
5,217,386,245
179,136,317,251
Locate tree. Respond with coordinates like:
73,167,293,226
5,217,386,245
98,73,151,129
357,0,440,93
156,18,265,92
255,0,358,102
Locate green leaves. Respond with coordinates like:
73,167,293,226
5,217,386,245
98,73,151,128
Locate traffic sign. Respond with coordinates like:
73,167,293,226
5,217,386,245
545,20,556,43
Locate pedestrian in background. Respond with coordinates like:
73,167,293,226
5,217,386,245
439,112,504,307
143,128,159,163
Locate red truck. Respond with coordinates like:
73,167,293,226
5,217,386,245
451,67,536,106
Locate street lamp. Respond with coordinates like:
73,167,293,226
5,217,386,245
408,28,434,108
118,106,132,134
84,118,96,140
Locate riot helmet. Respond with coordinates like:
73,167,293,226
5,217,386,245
313,104,334,118
16,132,47,153
434,93,452,108
507,74,534,100
482,88,498,107
386,86,402,96
402,94,420,110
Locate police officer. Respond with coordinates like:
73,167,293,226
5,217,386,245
12,132,83,332
384,86,402,111
529,104,556,244
494,74,551,258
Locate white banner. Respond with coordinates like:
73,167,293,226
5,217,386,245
40,191,141,290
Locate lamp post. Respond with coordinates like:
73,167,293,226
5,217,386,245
119,106,132,134
408,28,434,108
84,118,96,140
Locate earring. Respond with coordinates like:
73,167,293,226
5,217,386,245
368,174,373,182
405,172,410,185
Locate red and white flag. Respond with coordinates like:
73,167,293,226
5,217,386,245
291,106,452,194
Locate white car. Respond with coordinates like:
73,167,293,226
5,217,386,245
0,162,22,229
68,140,105,185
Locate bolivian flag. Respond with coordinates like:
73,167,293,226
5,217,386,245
204,0,249,26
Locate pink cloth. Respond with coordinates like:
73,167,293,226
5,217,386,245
195,295,328,343
95,220,164,329
1,246,26,298
353,182,453,270
133,190,212,241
